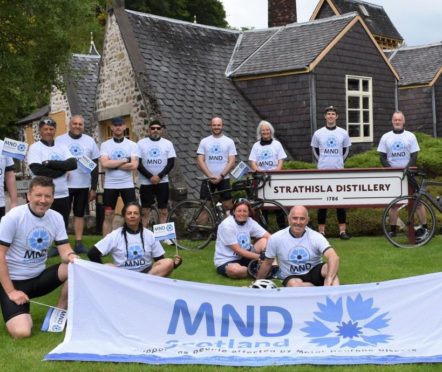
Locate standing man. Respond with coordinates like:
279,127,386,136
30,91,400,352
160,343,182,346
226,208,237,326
0,176,78,339
137,120,176,229
197,117,237,211
311,106,351,239
378,111,427,239
27,117,77,256
0,139,17,219
55,115,100,253
99,117,139,236
257,205,340,287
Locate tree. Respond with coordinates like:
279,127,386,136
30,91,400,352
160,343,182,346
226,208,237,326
125,0,227,28
0,0,101,136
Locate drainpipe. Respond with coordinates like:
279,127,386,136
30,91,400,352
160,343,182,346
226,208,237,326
431,85,437,137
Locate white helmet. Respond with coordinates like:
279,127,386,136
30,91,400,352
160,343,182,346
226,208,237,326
249,279,277,289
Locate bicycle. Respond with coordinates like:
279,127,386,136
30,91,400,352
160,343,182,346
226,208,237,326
167,173,288,250
382,169,442,248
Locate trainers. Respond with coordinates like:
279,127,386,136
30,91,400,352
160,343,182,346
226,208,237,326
339,232,351,240
162,239,174,246
47,246,59,257
415,228,430,243
388,231,397,237
74,242,88,254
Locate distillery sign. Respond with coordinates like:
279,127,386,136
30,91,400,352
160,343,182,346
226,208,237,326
256,168,409,208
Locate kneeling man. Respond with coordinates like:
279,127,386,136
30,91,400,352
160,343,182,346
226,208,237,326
257,205,339,287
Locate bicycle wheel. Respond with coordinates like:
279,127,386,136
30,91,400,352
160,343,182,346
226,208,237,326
167,200,216,250
145,205,160,229
252,199,288,234
382,196,436,248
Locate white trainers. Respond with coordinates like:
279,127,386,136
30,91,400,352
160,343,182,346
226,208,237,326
415,228,430,243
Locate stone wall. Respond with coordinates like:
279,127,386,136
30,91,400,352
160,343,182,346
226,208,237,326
95,13,148,141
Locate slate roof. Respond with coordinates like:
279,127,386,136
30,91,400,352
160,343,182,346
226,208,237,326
388,43,442,86
66,53,100,134
17,105,50,125
325,0,402,41
121,10,264,196
227,13,356,78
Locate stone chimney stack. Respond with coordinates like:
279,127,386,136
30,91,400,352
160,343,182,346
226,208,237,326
268,0,297,28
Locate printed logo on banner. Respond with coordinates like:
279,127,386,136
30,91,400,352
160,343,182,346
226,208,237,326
41,307,68,332
2,138,28,160
301,294,392,348
153,222,176,241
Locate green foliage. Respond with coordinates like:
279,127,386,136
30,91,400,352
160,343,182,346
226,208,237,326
125,0,227,27
344,147,381,168
283,160,315,170
0,0,102,137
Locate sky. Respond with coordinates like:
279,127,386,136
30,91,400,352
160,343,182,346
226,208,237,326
220,0,442,47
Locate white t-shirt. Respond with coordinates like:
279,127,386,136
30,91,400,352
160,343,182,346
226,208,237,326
0,140,14,207
56,133,100,188
377,130,420,167
197,135,237,178
311,126,351,169
100,138,139,188
0,204,68,280
95,227,165,272
27,141,74,198
265,226,330,279
137,137,176,185
249,140,287,171
214,215,267,267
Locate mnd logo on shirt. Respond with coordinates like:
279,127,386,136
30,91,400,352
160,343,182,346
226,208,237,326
258,148,275,169
111,148,127,160
146,147,163,166
69,144,84,159
324,136,340,156
125,243,146,268
288,246,311,273
237,232,251,249
208,144,224,162
391,140,406,157
24,227,52,262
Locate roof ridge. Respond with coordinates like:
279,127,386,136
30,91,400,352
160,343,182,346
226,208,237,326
125,9,239,34
72,53,101,59
340,0,384,10
392,41,442,52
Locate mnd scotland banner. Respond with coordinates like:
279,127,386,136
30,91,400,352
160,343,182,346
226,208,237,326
45,260,442,366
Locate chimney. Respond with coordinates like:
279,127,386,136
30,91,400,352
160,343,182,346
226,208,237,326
268,0,297,28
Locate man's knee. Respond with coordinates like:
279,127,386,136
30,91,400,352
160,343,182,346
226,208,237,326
57,263,69,282
226,263,247,278
6,314,33,339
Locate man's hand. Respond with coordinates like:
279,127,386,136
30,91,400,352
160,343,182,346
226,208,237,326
8,289,29,305
150,175,161,185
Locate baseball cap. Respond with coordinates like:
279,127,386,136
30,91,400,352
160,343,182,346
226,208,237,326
324,106,338,114
111,117,124,125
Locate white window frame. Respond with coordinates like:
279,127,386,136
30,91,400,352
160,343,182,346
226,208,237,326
345,75,373,143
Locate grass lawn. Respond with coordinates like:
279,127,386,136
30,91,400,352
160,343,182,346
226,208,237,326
1,234,442,371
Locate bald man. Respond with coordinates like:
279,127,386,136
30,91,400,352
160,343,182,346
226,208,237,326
257,205,340,287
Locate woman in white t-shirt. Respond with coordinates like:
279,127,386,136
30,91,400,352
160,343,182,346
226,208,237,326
214,200,271,278
88,202,182,276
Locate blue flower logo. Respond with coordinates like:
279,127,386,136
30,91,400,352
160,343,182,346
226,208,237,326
301,295,392,348
127,244,144,260
69,144,83,158
211,144,222,155
49,152,63,161
149,147,161,158
166,224,173,231
18,144,26,152
392,141,405,151
111,148,126,160
52,325,62,332
288,247,309,264
259,149,273,160
27,228,51,252
326,136,338,148
237,232,250,249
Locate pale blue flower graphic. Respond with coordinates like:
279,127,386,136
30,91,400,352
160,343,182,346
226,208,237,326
17,144,26,152
211,144,222,155
237,232,250,249
301,295,392,348
69,144,83,158
149,147,161,157
259,149,273,160
111,148,126,160
288,247,309,264
127,244,144,260
326,136,338,148
392,141,405,151
49,152,63,161
27,228,51,252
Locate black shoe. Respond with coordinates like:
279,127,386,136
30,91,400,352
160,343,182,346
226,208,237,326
74,242,88,254
415,228,429,243
339,232,351,240
47,246,59,257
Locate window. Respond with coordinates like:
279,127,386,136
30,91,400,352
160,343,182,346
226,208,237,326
346,76,373,142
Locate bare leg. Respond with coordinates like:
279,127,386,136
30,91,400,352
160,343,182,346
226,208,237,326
149,258,174,277
225,263,249,279
142,207,151,228
74,216,85,241
6,314,33,339
285,278,314,287
102,209,114,236
159,208,168,224
56,263,69,309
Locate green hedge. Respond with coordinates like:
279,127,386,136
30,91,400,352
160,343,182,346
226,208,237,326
282,132,442,236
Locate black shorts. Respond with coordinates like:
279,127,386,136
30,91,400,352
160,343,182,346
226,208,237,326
216,257,251,277
69,188,90,217
103,188,136,210
0,264,63,322
140,183,169,209
51,197,70,230
0,206,5,220
200,179,232,201
282,263,325,287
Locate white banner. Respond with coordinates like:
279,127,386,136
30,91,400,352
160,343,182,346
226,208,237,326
2,137,28,160
257,168,409,207
45,260,442,366
153,222,176,241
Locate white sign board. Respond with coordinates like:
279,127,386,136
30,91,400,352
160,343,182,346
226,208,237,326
2,137,28,160
153,222,176,241
257,168,409,207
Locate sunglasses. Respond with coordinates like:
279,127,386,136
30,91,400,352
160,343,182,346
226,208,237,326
39,119,56,127
150,126,162,130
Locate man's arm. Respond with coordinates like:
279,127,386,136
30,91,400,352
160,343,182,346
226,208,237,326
44,158,77,171
312,147,320,161
197,154,215,178
323,247,340,286
256,258,273,280
379,152,390,167
407,151,418,167
343,147,350,161
220,154,236,178
275,159,284,171
57,243,78,263
5,169,17,208
100,155,130,170
137,161,154,179
0,245,28,305
29,163,66,179
118,156,139,171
